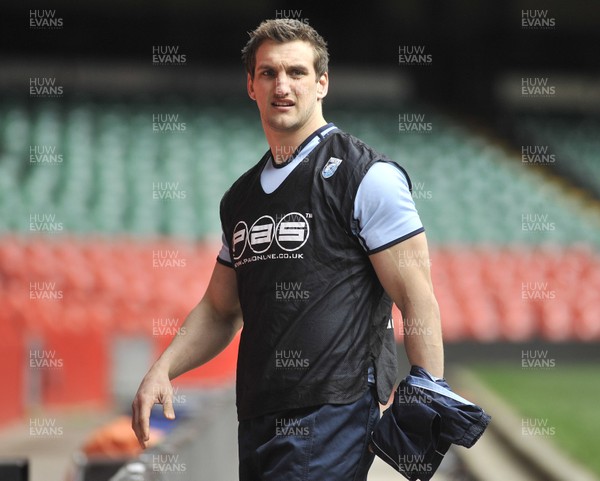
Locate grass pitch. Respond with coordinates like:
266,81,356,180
470,362,600,477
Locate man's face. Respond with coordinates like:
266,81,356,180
247,39,328,134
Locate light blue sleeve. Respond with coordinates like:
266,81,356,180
217,232,232,265
353,161,424,254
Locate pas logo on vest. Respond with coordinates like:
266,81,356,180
232,212,310,260
322,157,343,179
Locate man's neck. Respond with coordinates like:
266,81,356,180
265,117,328,165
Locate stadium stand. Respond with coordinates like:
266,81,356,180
3,100,599,246
1,98,598,431
509,113,600,198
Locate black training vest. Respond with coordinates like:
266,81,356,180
220,130,407,420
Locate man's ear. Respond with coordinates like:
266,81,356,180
247,73,256,101
316,72,329,101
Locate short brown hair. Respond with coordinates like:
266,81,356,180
241,19,329,79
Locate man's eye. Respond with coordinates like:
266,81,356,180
262,70,275,77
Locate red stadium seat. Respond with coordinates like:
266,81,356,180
539,298,572,341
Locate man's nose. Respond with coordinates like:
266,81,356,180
275,73,290,96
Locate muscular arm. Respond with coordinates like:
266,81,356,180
156,262,242,379
132,262,242,447
369,232,444,378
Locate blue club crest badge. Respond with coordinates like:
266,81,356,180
322,157,343,179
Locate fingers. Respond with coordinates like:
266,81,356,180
139,397,152,447
132,394,152,449
163,396,176,420
131,379,177,449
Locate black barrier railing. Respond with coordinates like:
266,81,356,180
0,458,29,481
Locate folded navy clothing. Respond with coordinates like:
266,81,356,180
370,366,491,481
